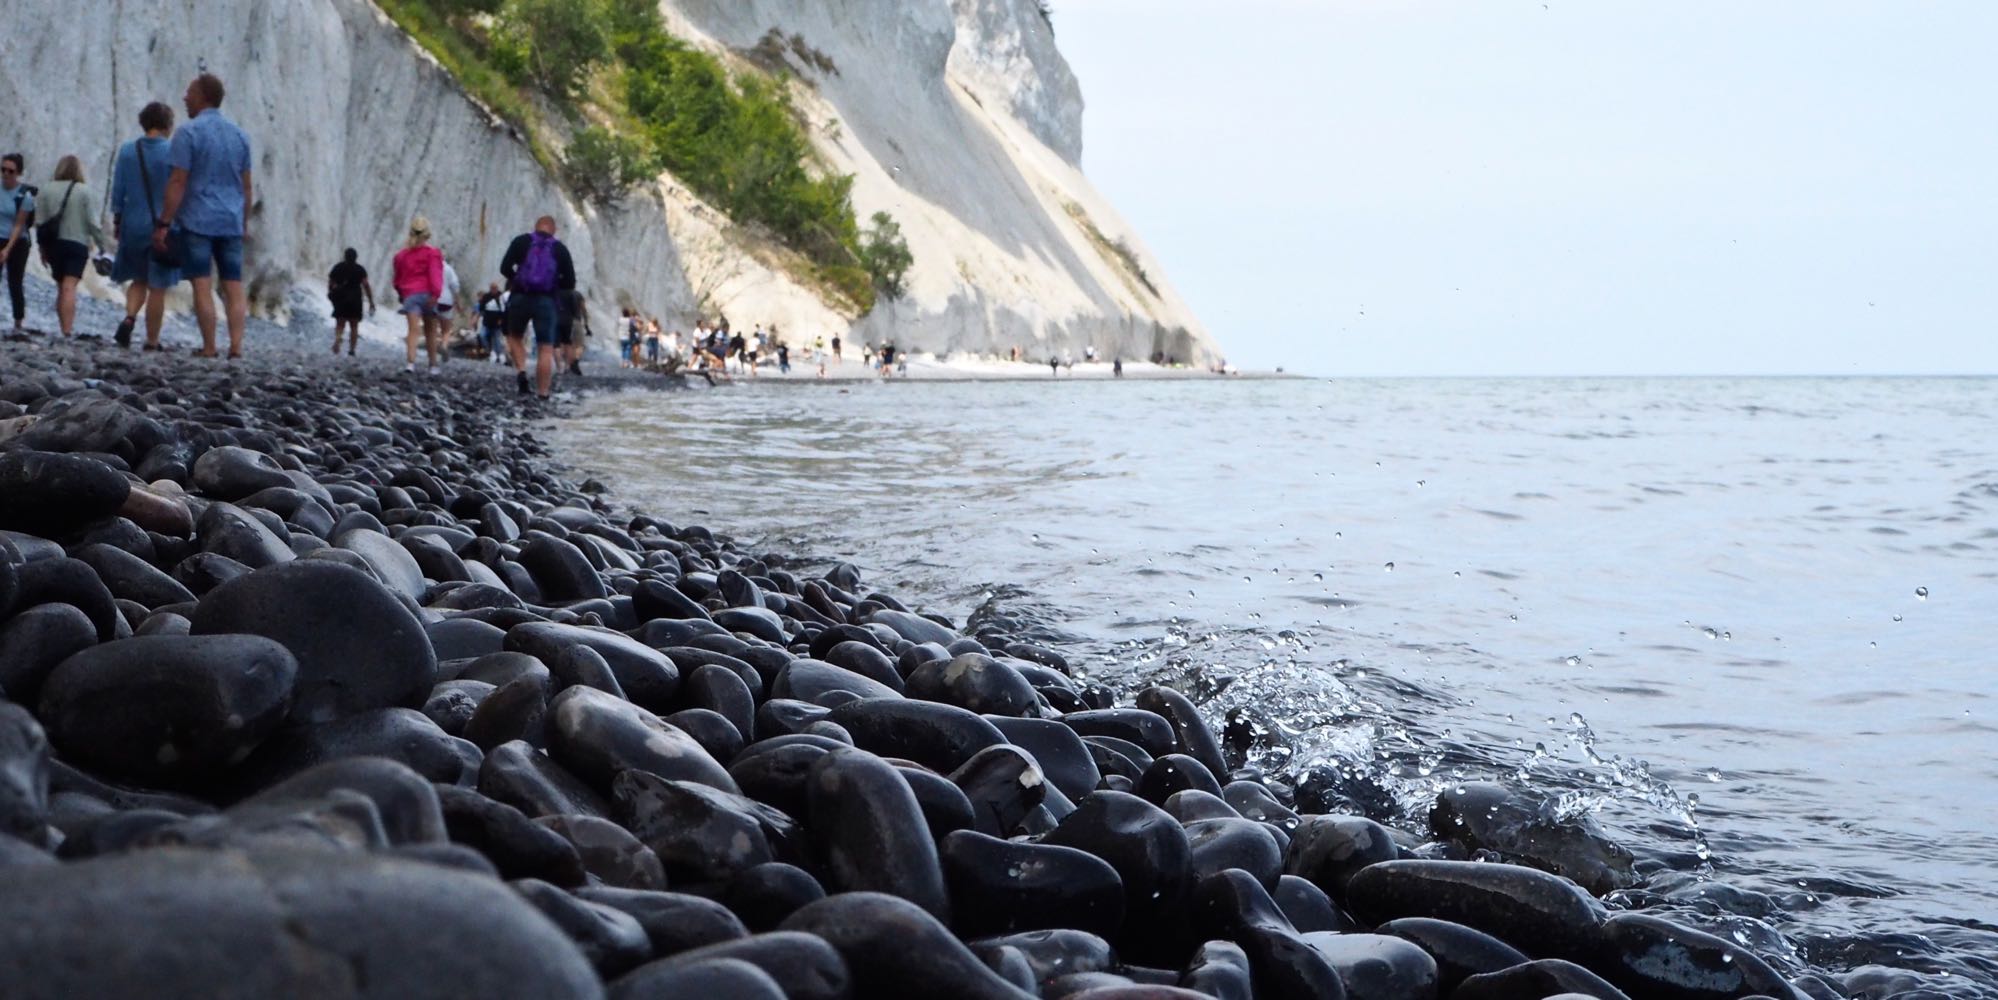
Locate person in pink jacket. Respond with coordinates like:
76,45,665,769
391,215,444,374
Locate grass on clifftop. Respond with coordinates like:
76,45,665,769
373,0,908,314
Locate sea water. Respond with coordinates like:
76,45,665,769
550,375,1998,992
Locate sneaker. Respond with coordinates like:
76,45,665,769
568,361,583,376
404,363,415,373
428,366,440,377
517,371,530,394
114,317,135,347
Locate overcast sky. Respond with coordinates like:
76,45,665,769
1056,1,1997,376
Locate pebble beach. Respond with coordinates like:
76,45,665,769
0,296,1871,999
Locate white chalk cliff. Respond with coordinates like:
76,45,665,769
0,0,1216,364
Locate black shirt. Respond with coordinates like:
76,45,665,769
328,261,367,305
498,231,577,295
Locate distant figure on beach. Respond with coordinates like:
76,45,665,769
477,283,506,363
1113,357,1123,378
646,318,662,366
728,330,745,373
776,341,790,373
436,248,460,345
557,287,587,376
391,216,444,375
1,154,33,335
1010,345,1020,363
499,215,576,399
1085,344,1097,363
1048,356,1059,377
327,247,373,355
37,155,109,339
109,102,180,350
831,334,842,361
155,73,253,359
618,308,634,368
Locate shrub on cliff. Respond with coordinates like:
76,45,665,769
563,126,652,207
491,0,607,101
859,212,913,301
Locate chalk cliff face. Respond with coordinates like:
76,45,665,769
0,0,1215,364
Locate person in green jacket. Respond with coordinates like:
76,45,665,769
33,155,109,339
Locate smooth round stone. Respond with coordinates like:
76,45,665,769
1453,959,1632,1000
38,634,296,787
1180,940,1254,1000
190,561,437,725
198,502,296,569
972,929,1117,987
906,653,1038,717
0,847,602,998
660,647,763,699
0,452,130,536
987,715,1103,801
1378,918,1529,992
940,829,1125,939
334,528,426,601
511,877,651,977
0,602,99,705
895,763,978,841
1186,817,1285,888
435,785,586,885
454,651,551,690
664,708,744,764
608,957,786,1000
1430,782,1637,895
1303,933,1440,1000
71,543,195,609
506,622,680,712
613,770,799,882
1164,789,1240,824
1042,791,1192,958
772,658,903,704
864,609,957,646
808,747,950,920
190,445,293,500
823,640,904,691
478,739,612,820
631,578,711,622
1274,874,1354,933
0,702,51,845
721,862,826,932
713,607,787,644
547,686,737,794
1283,815,1402,903
948,744,1048,837
1237,922,1351,1000
549,644,625,699
624,932,849,1000
243,708,481,789
728,741,831,818
1063,709,1181,760
1136,754,1224,806
780,892,1037,1000
1594,912,1797,1000
684,664,756,742
462,675,550,751
1134,686,1227,780
119,483,195,538
1345,860,1608,963
577,886,748,957
716,569,764,609
518,535,608,603
426,618,506,661
14,557,120,640
826,699,1007,774
239,757,443,848
807,623,888,662
1222,780,1301,829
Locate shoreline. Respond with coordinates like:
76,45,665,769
0,314,1909,998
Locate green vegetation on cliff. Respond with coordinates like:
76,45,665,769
375,0,899,313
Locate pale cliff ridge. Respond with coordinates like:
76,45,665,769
0,0,1216,365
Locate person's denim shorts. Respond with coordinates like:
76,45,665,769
398,293,437,317
111,229,179,288
505,292,558,346
176,230,244,282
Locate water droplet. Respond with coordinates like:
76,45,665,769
1312,573,1324,582
1892,614,1902,622
1415,479,1426,487
1915,586,1929,600
1705,768,1722,782
1382,562,1394,572
1029,533,1040,542
1563,655,1582,667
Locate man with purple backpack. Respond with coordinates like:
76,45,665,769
498,215,576,399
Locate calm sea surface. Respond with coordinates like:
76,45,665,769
550,376,1998,992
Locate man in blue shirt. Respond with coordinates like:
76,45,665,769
154,73,253,358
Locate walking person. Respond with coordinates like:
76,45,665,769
831,333,842,361
154,73,253,359
556,287,587,376
477,283,506,363
326,247,373,355
36,156,110,339
499,215,575,399
391,216,444,375
436,247,460,361
108,102,181,349
1,154,34,335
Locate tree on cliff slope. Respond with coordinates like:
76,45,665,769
493,0,606,100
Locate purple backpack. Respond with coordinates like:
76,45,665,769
516,231,560,293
